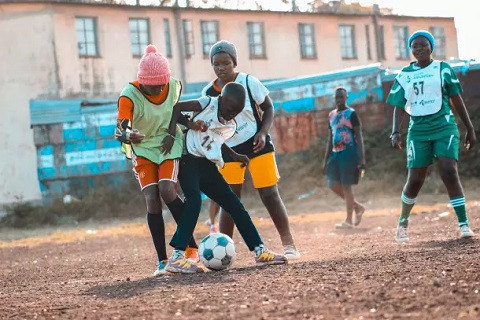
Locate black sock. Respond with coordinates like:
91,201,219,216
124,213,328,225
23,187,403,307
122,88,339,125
147,212,167,262
166,197,198,249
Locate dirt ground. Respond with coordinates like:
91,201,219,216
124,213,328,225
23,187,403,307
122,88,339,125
1,197,480,320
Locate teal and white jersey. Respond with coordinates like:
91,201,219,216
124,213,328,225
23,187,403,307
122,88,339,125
386,60,462,140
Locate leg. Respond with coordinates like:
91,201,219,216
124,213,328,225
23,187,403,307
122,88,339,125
341,184,355,225
257,185,294,246
159,179,198,249
169,157,203,251
199,161,262,251
209,200,220,225
329,182,364,210
437,158,468,226
143,185,168,262
398,167,428,227
219,184,243,238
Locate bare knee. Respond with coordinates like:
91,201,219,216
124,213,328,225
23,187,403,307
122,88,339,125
158,181,177,203
144,189,162,213
258,185,280,201
438,160,458,180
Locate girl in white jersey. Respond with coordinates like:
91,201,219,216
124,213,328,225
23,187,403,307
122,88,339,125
387,30,476,242
203,40,300,259
161,83,287,274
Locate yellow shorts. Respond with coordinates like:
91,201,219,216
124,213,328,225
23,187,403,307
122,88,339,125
219,152,280,189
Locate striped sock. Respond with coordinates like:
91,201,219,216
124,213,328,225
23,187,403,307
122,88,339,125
399,192,416,227
450,196,468,227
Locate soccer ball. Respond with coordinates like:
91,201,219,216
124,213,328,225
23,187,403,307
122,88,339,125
198,233,236,271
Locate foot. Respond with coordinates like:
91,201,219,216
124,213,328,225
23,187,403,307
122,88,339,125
185,247,200,263
166,251,204,274
255,245,288,266
335,221,353,229
353,204,365,226
205,219,219,234
153,260,168,277
283,245,301,260
395,225,409,243
459,225,474,238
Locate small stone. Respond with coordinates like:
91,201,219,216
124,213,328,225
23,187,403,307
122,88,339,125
433,278,441,287
126,277,131,282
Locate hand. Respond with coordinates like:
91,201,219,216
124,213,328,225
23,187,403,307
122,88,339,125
232,153,250,168
253,131,267,154
390,132,402,150
465,128,476,151
358,162,366,178
128,129,145,144
190,120,209,132
161,135,174,155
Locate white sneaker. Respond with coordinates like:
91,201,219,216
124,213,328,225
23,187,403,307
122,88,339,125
284,245,301,260
335,221,353,229
153,260,168,277
395,225,409,243
459,225,474,238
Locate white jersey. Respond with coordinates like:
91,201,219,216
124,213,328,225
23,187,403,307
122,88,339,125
395,60,443,116
201,72,269,147
185,97,237,167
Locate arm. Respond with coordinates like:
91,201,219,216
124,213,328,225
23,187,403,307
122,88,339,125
391,107,407,149
450,94,476,150
253,95,274,153
115,97,145,144
353,124,365,169
323,129,333,174
161,100,203,155
221,144,249,167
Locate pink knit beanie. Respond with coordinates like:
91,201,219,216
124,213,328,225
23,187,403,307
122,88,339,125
137,44,171,85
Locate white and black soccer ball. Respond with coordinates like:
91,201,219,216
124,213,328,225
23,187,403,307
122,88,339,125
198,233,236,271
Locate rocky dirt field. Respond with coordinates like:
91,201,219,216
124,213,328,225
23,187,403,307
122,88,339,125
1,198,480,320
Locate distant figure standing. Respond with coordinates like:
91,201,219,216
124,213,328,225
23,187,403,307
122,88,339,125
323,87,366,229
387,30,476,242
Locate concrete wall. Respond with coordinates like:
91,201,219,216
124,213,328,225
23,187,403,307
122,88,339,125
0,4,59,203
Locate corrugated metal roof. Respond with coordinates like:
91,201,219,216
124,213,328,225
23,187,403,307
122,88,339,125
30,100,82,125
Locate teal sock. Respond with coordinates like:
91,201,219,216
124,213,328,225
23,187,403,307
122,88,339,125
399,192,416,227
450,196,468,227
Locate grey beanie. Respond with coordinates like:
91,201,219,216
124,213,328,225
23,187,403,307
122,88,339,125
209,40,238,66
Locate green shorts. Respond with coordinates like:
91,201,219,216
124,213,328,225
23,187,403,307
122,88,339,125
406,134,459,168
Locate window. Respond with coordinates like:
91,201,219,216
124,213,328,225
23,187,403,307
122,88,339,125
183,19,194,57
129,18,150,57
298,23,317,59
76,17,99,57
378,25,386,60
365,25,372,60
339,25,357,59
201,21,219,57
164,19,172,57
430,26,446,59
247,22,266,58
394,26,409,59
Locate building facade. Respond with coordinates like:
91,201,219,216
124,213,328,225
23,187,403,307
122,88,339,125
0,1,459,203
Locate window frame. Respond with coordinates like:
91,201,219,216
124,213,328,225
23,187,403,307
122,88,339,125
164,18,172,58
247,22,267,59
339,24,357,60
76,16,100,58
298,23,317,59
429,26,446,59
393,26,410,60
183,19,195,58
129,18,151,57
201,20,219,58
